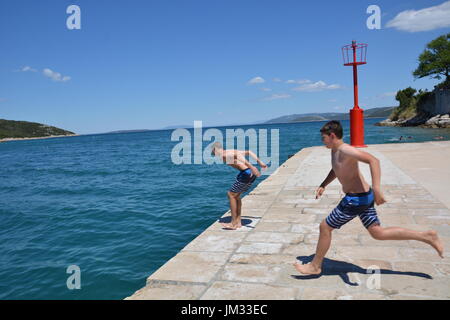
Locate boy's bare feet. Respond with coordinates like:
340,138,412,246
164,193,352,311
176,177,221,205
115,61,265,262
424,230,444,258
220,222,241,230
293,261,322,275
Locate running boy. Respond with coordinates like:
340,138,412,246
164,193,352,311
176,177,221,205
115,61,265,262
294,120,444,275
211,142,267,230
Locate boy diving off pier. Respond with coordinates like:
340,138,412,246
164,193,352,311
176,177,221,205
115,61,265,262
294,120,444,275
211,142,267,230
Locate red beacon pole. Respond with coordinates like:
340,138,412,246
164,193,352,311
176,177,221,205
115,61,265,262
342,40,368,148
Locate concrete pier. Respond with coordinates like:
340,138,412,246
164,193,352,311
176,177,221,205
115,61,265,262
126,141,450,300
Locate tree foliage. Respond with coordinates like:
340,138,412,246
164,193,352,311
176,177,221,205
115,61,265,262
413,33,450,82
390,87,421,121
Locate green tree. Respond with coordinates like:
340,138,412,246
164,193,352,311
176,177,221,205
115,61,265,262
390,87,418,121
395,87,416,108
413,33,450,82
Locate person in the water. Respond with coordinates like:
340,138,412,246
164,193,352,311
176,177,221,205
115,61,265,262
294,121,444,275
211,142,267,230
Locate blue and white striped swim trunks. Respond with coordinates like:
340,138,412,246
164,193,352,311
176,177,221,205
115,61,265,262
325,188,381,229
229,168,256,194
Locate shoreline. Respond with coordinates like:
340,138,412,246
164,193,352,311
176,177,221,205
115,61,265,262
0,134,79,143
376,113,450,129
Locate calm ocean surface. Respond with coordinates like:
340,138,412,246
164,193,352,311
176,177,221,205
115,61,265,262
1,118,449,299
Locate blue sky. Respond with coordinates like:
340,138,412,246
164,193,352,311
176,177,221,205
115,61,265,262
1,0,450,134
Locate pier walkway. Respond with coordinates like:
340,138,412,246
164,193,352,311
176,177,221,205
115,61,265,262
127,141,450,300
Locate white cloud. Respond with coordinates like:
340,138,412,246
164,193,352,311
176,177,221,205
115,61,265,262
260,88,272,92
247,76,265,85
386,1,450,32
43,68,71,82
16,66,37,72
17,66,71,82
262,93,291,101
286,79,311,84
272,78,282,82
293,80,342,92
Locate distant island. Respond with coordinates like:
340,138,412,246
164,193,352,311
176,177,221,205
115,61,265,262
0,119,76,142
105,129,154,134
144,107,394,132
265,106,395,124
157,107,395,130
161,125,194,130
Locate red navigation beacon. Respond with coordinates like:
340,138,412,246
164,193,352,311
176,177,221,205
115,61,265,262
342,40,368,148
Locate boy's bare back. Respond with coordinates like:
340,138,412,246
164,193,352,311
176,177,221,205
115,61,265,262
222,149,249,171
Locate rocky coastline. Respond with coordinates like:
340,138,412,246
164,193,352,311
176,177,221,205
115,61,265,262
0,134,79,143
376,113,450,128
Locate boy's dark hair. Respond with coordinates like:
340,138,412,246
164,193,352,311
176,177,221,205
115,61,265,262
320,120,343,139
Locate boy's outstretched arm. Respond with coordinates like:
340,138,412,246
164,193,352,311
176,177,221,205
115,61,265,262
341,145,386,205
316,169,336,199
245,150,268,169
244,158,261,177
234,151,261,177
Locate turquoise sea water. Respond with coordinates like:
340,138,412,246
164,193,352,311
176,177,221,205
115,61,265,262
1,118,449,299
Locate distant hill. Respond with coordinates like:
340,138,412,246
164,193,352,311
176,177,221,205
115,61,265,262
265,107,396,124
157,108,395,131
364,106,398,118
0,119,75,139
161,121,267,130
105,129,153,134
161,125,194,130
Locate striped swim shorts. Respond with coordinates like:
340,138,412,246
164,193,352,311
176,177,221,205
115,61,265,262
325,188,381,229
229,168,257,194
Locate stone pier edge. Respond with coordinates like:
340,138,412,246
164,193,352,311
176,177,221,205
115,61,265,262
126,142,450,300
